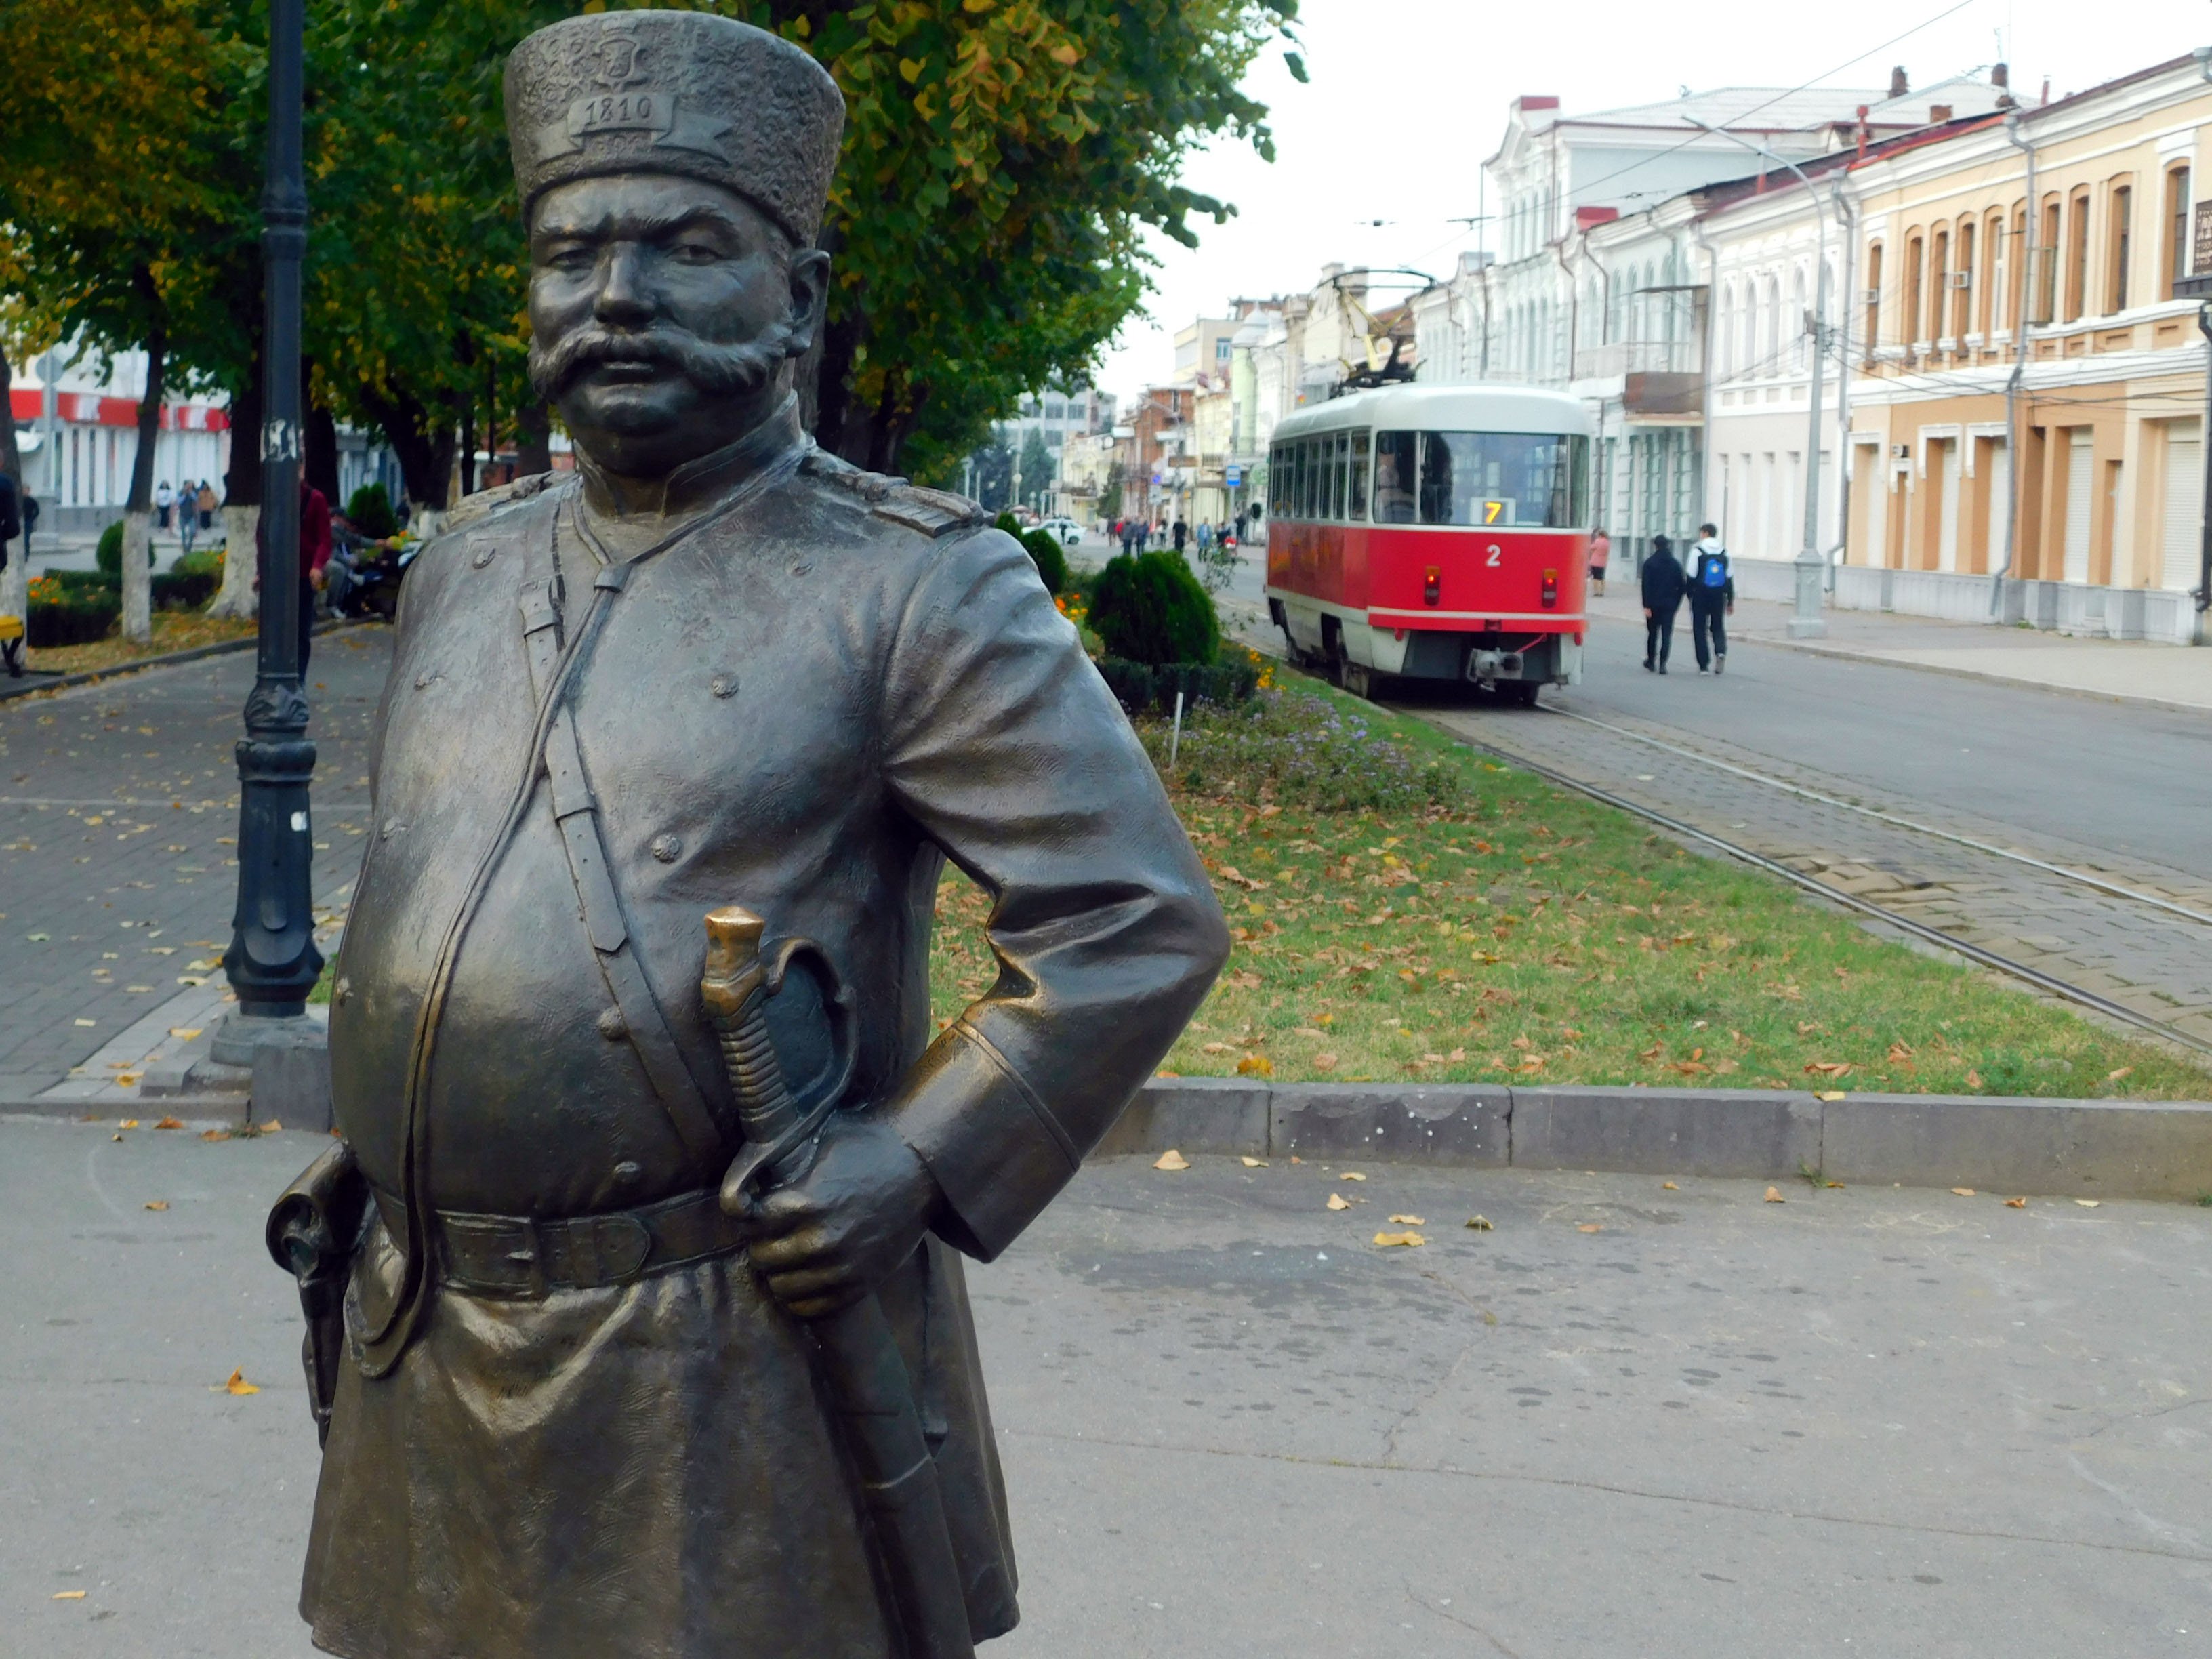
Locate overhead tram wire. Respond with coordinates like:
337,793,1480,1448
1556,0,1982,214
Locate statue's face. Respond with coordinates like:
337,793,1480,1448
527,173,827,478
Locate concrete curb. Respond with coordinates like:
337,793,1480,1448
1103,1079,2212,1202
0,618,366,704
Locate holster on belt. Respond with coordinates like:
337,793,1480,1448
265,1140,371,1447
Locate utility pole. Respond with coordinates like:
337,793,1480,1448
1689,118,1832,638
215,0,323,1066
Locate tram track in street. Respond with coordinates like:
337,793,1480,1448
1399,705,2212,1059
1543,705,2212,931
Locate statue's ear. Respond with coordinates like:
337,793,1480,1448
783,248,831,360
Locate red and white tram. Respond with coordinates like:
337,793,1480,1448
1263,385,1593,703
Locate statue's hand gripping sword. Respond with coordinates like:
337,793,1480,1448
701,906,977,1659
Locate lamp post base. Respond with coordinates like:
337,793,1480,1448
1790,554,1828,639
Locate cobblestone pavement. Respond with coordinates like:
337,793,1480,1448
1408,688,2212,1046
0,630,388,1099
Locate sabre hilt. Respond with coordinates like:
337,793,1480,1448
701,905,857,1208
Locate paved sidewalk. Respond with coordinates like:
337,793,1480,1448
1591,588,2212,712
0,631,388,1101
3,1120,2205,1658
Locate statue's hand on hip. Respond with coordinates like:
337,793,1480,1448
732,1113,943,1319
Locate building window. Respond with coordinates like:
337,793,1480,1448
1904,236,1925,346
1929,228,1949,340
1982,211,2005,335
1953,220,1975,337
2064,189,2090,322
2108,181,2132,313
2038,197,2062,323
2166,165,2193,299
1864,243,1883,352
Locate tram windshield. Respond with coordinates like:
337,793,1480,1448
1371,430,1587,528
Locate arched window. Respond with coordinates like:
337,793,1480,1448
1742,276,1759,372
1716,284,1735,377
1790,268,1808,372
1864,241,1884,353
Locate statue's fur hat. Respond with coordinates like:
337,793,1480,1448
504,11,844,245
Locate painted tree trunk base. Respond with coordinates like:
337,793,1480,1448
121,510,154,643
208,505,260,620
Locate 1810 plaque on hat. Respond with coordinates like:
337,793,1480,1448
264,9,1228,1658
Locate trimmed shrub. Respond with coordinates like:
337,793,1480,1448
1095,656,1258,716
346,481,398,539
26,573,120,647
995,511,1067,596
153,548,224,611
1087,550,1218,668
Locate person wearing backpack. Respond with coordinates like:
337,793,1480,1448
1639,532,1685,674
1687,522,1734,674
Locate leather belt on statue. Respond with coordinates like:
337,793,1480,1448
373,1185,747,1298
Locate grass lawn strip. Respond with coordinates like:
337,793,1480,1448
928,678,2207,1101
26,613,258,676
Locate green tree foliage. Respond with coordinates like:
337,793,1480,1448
1088,550,1217,666
1017,426,1054,510
1,0,1300,506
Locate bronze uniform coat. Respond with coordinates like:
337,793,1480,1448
306,433,1230,1658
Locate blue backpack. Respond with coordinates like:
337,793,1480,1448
1698,547,1729,589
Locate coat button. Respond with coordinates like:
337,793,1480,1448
651,834,682,863
596,1007,628,1041
709,674,737,699
612,1160,642,1187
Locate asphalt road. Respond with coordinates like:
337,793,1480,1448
4,1117,2207,1658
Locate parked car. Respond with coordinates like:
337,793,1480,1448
1038,516,1083,548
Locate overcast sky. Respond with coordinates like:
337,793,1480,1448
1094,0,2212,405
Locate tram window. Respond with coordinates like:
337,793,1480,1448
1326,432,1346,519
1372,432,1418,523
1416,431,1583,527
1349,432,1371,520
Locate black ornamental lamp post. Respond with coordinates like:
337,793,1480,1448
216,0,323,1063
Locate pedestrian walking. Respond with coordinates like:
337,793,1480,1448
1687,521,1734,675
155,479,176,532
1171,518,1188,553
1640,532,1685,674
179,485,199,556
1118,518,1136,556
1195,521,1212,554
1587,525,1610,598
194,479,216,530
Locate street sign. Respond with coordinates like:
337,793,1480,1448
1225,465,1242,487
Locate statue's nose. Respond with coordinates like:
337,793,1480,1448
592,244,656,327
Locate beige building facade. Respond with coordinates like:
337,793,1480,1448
1845,52,2212,641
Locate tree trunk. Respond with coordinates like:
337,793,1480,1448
0,344,26,647
513,394,552,476
304,356,340,508
121,272,166,643
359,384,456,537
207,349,264,619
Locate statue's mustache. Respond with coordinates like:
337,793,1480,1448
527,325,785,401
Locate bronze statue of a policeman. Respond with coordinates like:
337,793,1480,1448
267,12,1229,1656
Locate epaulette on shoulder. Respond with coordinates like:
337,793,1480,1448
800,448,988,539
442,470,562,533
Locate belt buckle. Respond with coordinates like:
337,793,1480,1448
505,1216,548,1298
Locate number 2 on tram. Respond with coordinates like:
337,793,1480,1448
1263,385,1593,703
